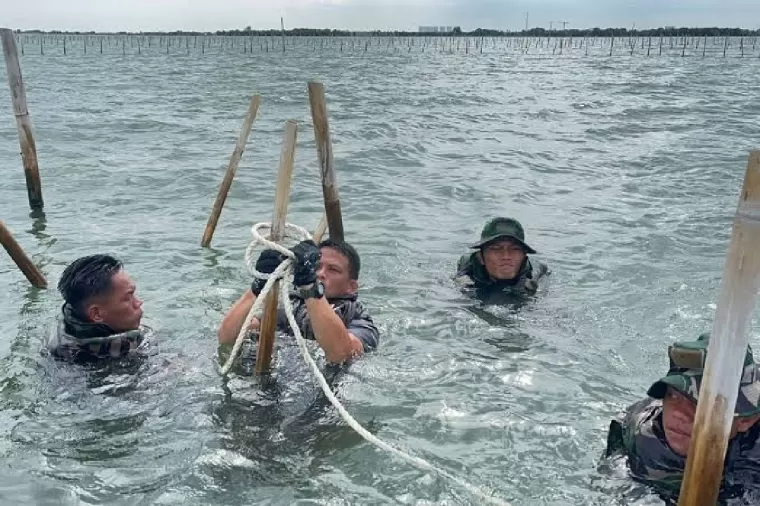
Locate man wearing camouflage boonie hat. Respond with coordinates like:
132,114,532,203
454,217,549,298
604,333,760,501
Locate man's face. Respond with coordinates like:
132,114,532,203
87,270,143,332
317,247,358,299
662,386,760,457
479,238,526,281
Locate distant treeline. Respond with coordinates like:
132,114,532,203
15,27,760,37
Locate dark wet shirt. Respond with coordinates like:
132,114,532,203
276,293,379,352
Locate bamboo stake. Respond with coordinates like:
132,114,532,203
307,82,344,242
0,220,47,288
201,94,261,247
678,151,760,506
1,29,43,210
255,120,298,375
313,213,328,243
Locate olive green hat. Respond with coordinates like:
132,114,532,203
647,333,760,417
470,217,537,254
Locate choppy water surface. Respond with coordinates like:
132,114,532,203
2,42,760,505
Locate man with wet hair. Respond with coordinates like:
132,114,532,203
48,254,146,361
455,217,549,297
218,238,379,367
605,333,760,501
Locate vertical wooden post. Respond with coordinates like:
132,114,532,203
308,82,345,242
724,37,729,57
0,221,47,288
1,29,43,210
280,17,286,52
678,151,760,506
255,120,298,375
201,94,261,247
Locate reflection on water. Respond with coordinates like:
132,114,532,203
1,45,760,504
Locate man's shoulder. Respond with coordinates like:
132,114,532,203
606,398,660,456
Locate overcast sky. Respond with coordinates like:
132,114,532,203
5,0,760,32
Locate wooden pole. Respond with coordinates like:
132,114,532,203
255,120,298,375
201,94,261,247
307,82,345,242
0,221,47,288
1,29,43,210
678,151,760,506
313,213,328,243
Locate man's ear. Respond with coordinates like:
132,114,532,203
348,279,359,295
736,413,760,433
87,304,104,323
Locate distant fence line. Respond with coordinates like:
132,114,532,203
11,33,760,58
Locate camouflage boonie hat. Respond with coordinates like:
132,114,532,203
470,217,537,254
647,333,760,417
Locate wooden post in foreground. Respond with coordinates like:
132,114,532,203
313,213,328,243
0,221,46,288
678,151,760,506
307,82,345,242
255,120,298,375
1,29,43,210
201,94,261,247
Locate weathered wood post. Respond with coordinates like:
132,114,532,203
255,120,298,375
0,220,47,288
307,82,345,242
678,151,760,506
201,94,261,247
1,29,44,210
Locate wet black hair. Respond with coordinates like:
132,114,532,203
319,239,361,280
57,254,123,316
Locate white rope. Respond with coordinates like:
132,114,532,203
220,221,511,506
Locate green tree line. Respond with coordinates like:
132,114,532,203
16,26,760,37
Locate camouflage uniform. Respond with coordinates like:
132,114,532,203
46,303,147,362
605,334,760,501
455,253,549,296
233,292,379,375
278,293,379,352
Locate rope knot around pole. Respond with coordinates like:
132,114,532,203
218,220,511,506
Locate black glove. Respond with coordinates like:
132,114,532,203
251,249,283,296
290,240,320,287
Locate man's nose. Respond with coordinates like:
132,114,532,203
316,266,326,281
135,297,143,308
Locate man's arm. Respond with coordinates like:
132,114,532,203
217,290,260,345
304,297,364,363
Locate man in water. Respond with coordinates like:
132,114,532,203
455,217,549,298
218,239,379,367
48,254,146,361
604,333,760,501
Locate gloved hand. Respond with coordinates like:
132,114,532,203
290,240,320,287
251,249,283,296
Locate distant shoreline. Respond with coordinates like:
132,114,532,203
10,27,760,37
